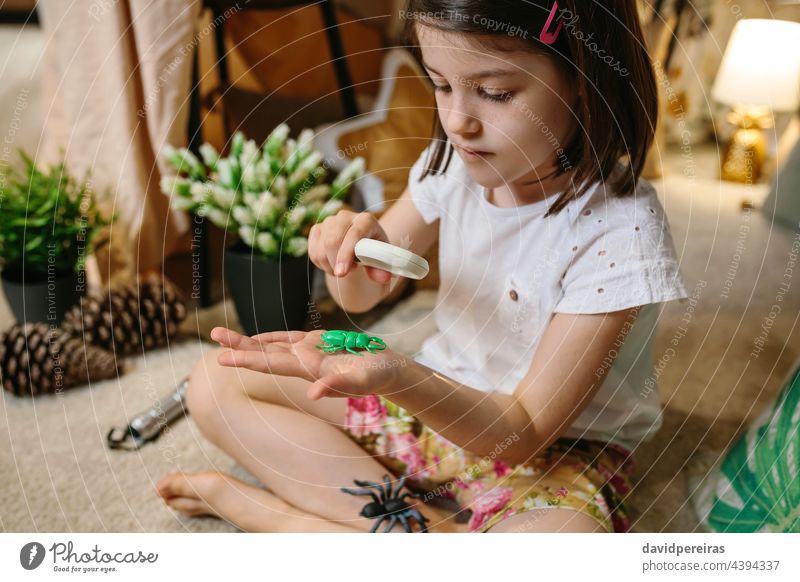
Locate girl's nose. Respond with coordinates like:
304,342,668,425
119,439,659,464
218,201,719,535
444,101,480,137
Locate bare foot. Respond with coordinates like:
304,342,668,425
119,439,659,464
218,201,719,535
156,471,292,532
156,471,468,533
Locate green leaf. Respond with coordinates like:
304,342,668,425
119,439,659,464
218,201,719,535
0,150,112,278
708,366,800,532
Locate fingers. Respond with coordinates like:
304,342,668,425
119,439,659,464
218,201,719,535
210,327,306,348
307,366,372,400
364,266,393,284
308,212,352,277
308,210,391,279
307,221,327,273
307,375,350,400
210,327,252,348
325,213,356,277
217,348,310,378
209,327,265,351
335,213,385,278
249,330,307,344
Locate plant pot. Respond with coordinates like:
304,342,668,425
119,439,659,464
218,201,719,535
1,268,85,326
223,242,312,336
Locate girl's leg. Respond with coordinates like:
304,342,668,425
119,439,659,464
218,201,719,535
159,348,464,532
158,471,361,532
485,507,608,533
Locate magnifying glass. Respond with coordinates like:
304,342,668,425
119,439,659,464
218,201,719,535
354,238,429,280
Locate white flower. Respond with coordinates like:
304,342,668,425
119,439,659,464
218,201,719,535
162,145,203,179
289,151,323,186
250,191,280,227
301,185,330,205
282,138,298,171
217,159,233,189
287,205,307,229
176,148,205,180
209,184,236,209
206,207,230,229
230,131,245,157
170,196,195,211
241,163,258,191
256,231,278,255
232,205,255,226
332,157,365,191
189,182,209,203
159,176,190,198
265,123,290,154
253,158,271,191
270,175,288,199
317,199,343,220
238,225,257,247
297,128,314,153
240,139,259,169
286,236,308,257
243,190,259,207
162,144,180,167
199,143,219,169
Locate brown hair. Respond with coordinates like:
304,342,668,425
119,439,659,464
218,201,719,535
403,0,658,217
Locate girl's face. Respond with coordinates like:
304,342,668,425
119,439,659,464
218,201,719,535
416,24,577,193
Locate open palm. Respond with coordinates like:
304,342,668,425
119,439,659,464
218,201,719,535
210,327,404,400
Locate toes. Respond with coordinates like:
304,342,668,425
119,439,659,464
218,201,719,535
155,475,177,498
157,471,227,501
166,497,215,517
157,473,203,500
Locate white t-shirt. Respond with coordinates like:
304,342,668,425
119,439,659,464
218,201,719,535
407,145,689,451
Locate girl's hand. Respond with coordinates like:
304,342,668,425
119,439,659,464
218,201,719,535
209,327,406,400
308,209,393,284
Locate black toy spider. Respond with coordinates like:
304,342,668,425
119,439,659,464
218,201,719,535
341,474,430,533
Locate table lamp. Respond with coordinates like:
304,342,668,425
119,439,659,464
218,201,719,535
711,18,800,183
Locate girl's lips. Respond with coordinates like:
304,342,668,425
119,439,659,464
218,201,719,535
456,145,493,157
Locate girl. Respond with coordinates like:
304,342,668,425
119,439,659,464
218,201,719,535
157,0,688,534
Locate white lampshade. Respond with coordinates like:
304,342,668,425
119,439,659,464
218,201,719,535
712,19,800,112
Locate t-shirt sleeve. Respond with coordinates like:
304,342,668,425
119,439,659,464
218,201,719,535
407,144,443,225
555,183,690,314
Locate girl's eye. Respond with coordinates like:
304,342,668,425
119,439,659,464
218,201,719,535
479,88,512,102
433,84,451,94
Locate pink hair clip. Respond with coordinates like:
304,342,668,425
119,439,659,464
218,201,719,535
539,1,563,45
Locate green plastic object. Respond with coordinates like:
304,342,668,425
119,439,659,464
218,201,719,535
694,357,800,532
316,330,386,356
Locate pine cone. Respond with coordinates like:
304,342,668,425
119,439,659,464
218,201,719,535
0,323,119,397
62,273,187,356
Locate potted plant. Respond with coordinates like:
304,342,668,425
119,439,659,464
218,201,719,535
161,124,365,335
0,152,112,325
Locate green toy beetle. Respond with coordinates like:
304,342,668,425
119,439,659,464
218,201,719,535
316,330,386,356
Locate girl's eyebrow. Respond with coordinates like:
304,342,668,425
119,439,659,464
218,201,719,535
421,61,516,79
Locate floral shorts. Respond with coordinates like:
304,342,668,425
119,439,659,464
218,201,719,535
343,394,635,533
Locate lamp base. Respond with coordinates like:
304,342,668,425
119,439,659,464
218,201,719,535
720,108,770,184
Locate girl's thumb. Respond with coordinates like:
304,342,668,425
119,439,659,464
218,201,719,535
308,374,350,400
365,266,392,284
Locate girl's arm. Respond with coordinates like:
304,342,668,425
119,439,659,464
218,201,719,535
385,307,641,465
324,185,439,313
